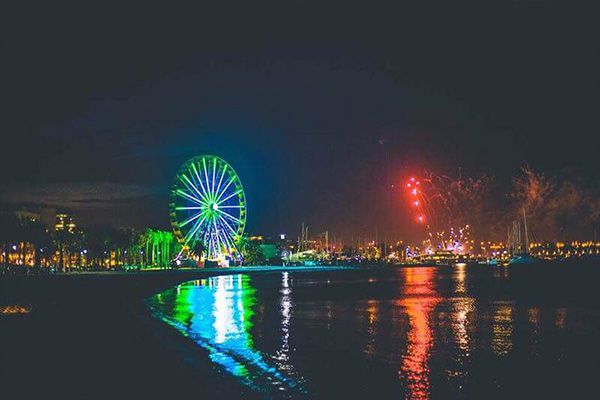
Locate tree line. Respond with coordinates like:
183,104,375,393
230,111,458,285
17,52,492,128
0,208,271,271
0,210,181,271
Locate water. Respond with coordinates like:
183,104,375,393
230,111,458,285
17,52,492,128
147,265,600,399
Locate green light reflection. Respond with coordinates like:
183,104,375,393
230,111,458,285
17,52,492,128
147,274,304,395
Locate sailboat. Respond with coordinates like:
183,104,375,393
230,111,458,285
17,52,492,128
508,207,538,265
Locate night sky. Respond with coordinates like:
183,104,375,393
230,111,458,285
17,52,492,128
1,2,599,241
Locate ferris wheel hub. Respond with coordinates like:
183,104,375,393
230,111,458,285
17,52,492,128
170,155,247,261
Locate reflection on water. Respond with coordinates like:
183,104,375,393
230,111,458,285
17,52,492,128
454,263,467,294
365,299,378,356
147,274,304,396
447,296,475,391
452,298,474,354
396,267,440,400
275,272,293,370
148,267,600,399
528,307,541,357
491,302,514,356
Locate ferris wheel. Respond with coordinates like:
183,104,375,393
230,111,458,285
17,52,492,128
170,155,246,260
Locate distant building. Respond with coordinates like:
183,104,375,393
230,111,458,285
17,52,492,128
15,209,41,223
247,234,287,263
55,213,76,233
12,206,56,228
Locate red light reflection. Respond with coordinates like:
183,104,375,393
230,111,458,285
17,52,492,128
397,267,440,400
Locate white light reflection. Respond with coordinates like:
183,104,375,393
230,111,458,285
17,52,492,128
213,275,238,343
149,274,305,395
447,297,475,389
445,264,475,391
452,264,473,353
491,301,514,356
276,272,293,371
453,299,474,354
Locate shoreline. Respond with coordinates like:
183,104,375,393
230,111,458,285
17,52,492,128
3,262,598,399
0,265,358,399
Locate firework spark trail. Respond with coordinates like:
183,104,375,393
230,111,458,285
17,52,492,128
404,171,491,252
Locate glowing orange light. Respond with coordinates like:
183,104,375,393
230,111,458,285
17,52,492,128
397,267,440,400
407,183,412,188
412,188,418,196
410,177,415,181
414,201,419,206
0,305,31,315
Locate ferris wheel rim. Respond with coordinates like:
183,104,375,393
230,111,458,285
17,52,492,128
169,154,246,260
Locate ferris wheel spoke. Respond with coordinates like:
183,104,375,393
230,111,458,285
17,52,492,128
172,155,245,260
185,216,206,244
218,229,235,255
190,163,210,202
214,163,228,202
212,233,220,256
218,189,242,205
219,209,243,224
228,230,243,256
216,219,235,253
180,210,205,227
181,174,210,204
214,215,237,255
213,220,225,253
175,189,204,206
202,158,212,202
214,176,236,204
183,213,209,246
216,214,237,236
209,223,221,257
211,158,217,199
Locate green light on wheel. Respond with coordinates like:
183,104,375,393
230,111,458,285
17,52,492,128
170,155,246,261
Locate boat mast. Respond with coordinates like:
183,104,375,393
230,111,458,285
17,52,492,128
517,221,521,253
522,207,529,253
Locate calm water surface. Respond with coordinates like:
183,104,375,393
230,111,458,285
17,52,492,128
147,266,600,399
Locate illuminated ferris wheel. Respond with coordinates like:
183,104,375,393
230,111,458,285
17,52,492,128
169,155,246,260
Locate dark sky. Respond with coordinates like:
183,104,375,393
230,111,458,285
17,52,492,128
1,2,599,241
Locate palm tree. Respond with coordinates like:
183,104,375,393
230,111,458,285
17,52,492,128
120,228,137,266
144,229,176,268
68,230,85,269
85,225,114,269
192,241,206,260
0,210,20,267
52,229,72,272
112,228,131,267
237,236,265,266
22,220,51,268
